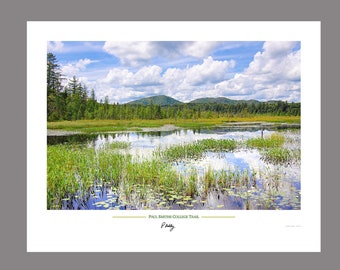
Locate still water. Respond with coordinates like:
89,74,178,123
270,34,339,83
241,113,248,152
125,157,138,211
48,125,301,210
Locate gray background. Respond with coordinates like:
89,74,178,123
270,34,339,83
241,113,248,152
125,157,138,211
0,0,338,269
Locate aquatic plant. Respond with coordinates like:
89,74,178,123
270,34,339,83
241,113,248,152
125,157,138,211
47,129,300,210
245,133,285,149
47,116,300,133
262,148,300,165
161,138,237,161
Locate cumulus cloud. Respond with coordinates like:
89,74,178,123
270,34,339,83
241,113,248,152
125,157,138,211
103,41,220,66
98,87,146,104
66,41,300,103
180,41,220,58
262,41,298,58
184,56,234,85
96,56,234,103
215,41,300,101
47,41,64,52
62,58,97,77
103,41,155,67
161,57,234,100
102,65,162,87
162,68,186,90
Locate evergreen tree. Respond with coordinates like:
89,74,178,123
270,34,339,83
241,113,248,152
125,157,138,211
47,53,64,120
64,76,88,120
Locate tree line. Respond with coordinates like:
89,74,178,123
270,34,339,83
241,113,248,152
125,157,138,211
47,53,300,122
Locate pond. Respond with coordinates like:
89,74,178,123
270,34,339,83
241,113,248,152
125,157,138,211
47,124,301,210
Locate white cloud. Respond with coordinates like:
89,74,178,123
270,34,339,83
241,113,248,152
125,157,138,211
71,41,300,103
133,65,162,86
184,56,234,85
262,41,298,58
246,42,300,77
47,41,64,52
180,41,220,58
96,65,164,102
102,68,133,85
102,65,162,86
97,56,234,103
103,41,221,67
62,58,97,77
103,41,155,67
162,68,186,90
98,87,145,104
161,57,234,100
214,41,300,101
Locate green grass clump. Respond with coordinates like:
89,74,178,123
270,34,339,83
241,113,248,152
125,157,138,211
161,139,237,161
203,167,216,193
262,148,300,165
48,144,183,209
47,145,97,209
47,116,300,133
47,128,300,210
47,119,166,133
246,133,285,149
199,138,237,151
184,169,199,196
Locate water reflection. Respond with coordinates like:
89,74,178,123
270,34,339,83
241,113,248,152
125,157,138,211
47,133,98,145
48,127,278,147
48,126,301,210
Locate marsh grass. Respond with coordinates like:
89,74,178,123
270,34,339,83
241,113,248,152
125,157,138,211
245,133,285,149
47,145,97,209
243,133,300,165
161,139,237,161
47,119,166,133
48,142,195,209
47,130,300,210
262,148,300,165
47,116,300,133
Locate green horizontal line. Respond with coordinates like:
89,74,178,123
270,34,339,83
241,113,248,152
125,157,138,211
201,216,236,219
112,216,147,219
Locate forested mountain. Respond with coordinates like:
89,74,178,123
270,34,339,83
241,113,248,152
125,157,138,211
47,53,300,121
189,97,260,104
126,96,266,105
127,95,182,106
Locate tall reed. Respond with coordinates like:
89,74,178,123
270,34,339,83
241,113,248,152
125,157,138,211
246,133,285,149
161,138,237,161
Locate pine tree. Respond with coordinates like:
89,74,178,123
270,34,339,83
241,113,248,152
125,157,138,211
47,53,64,120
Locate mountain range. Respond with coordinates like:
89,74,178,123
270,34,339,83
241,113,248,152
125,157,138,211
127,95,182,106
126,95,266,106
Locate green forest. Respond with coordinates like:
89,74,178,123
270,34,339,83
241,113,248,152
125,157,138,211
47,53,300,122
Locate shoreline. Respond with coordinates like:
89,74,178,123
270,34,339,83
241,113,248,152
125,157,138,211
47,122,300,136
47,124,181,136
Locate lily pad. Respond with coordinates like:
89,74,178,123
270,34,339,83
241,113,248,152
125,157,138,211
94,201,105,205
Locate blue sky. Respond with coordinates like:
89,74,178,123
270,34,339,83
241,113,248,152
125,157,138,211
48,41,301,104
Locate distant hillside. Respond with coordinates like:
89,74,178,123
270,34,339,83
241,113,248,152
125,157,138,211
189,97,235,104
126,95,290,106
189,97,260,104
127,95,183,106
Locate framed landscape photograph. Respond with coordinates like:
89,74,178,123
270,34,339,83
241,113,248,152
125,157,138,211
27,21,320,252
